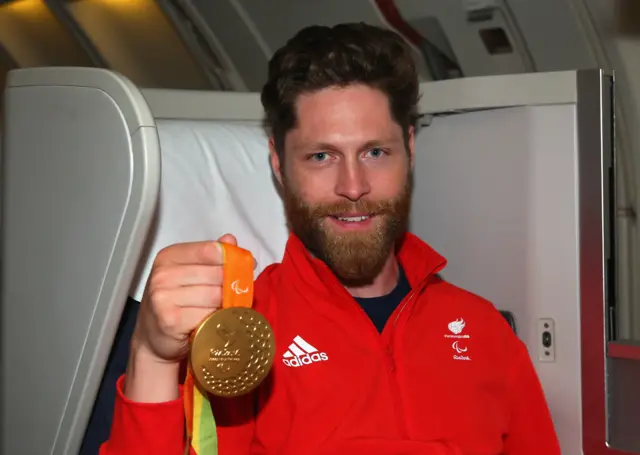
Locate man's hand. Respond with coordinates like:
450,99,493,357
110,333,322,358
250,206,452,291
124,233,249,402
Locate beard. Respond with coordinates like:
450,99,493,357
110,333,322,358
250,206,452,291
282,173,413,286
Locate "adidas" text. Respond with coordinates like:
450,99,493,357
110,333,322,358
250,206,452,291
282,352,329,367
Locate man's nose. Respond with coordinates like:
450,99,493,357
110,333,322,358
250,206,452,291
334,158,371,202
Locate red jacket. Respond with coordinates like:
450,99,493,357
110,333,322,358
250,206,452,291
101,233,560,455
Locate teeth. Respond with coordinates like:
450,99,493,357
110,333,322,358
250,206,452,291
337,216,369,222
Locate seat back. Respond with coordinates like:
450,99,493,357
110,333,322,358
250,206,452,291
0,68,160,455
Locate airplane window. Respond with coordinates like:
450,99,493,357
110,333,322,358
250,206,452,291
65,0,214,90
0,0,94,67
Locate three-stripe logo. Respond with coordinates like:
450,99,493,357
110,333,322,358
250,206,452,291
282,335,329,367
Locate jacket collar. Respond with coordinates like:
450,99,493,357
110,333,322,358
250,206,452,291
279,232,447,300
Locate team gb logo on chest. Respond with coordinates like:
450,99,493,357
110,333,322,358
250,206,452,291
445,318,472,361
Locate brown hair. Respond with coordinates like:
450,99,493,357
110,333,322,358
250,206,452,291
261,22,420,159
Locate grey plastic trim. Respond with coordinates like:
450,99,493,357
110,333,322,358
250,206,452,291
7,67,156,133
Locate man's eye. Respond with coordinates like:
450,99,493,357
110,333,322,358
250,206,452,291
367,148,385,158
311,152,328,161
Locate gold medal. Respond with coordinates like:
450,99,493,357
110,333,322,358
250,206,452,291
189,307,275,397
187,243,275,398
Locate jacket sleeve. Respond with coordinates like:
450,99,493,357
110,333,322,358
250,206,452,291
99,375,255,455
503,341,562,454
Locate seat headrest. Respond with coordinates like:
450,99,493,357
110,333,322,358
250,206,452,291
130,120,290,301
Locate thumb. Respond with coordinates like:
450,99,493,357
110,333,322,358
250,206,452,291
217,233,238,246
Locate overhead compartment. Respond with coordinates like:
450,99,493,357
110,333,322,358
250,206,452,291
392,0,598,76
64,0,214,89
0,0,95,67
174,0,438,91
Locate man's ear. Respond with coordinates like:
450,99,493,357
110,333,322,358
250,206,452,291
269,137,283,186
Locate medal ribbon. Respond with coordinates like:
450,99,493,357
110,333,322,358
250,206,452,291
184,243,255,454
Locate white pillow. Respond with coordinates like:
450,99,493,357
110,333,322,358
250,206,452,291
130,119,289,301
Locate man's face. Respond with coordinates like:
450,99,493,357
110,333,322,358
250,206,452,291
270,84,414,285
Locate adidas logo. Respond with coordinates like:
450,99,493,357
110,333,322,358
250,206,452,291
282,336,329,368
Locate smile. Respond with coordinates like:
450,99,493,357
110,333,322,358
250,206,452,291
334,215,370,222
328,214,375,229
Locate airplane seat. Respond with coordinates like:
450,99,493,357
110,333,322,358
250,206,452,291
1,67,161,455
128,118,290,304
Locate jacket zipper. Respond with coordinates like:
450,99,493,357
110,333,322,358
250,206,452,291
392,274,431,327
385,279,429,438
333,271,437,437
393,288,417,327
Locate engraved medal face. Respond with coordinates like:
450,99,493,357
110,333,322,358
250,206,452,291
189,307,275,397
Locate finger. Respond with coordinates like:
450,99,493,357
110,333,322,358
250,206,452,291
175,307,222,338
152,285,222,310
151,265,223,289
154,241,224,267
176,285,222,309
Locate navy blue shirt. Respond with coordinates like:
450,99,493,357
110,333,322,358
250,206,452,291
354,265,412,333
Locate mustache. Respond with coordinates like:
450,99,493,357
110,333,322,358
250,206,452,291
304,199,396,218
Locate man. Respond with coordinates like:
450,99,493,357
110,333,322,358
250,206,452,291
100,23,560,455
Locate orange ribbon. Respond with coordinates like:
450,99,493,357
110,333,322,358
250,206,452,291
220,243,254,309
184,242,254,454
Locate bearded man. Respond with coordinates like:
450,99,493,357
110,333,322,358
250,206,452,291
99,22,560,455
